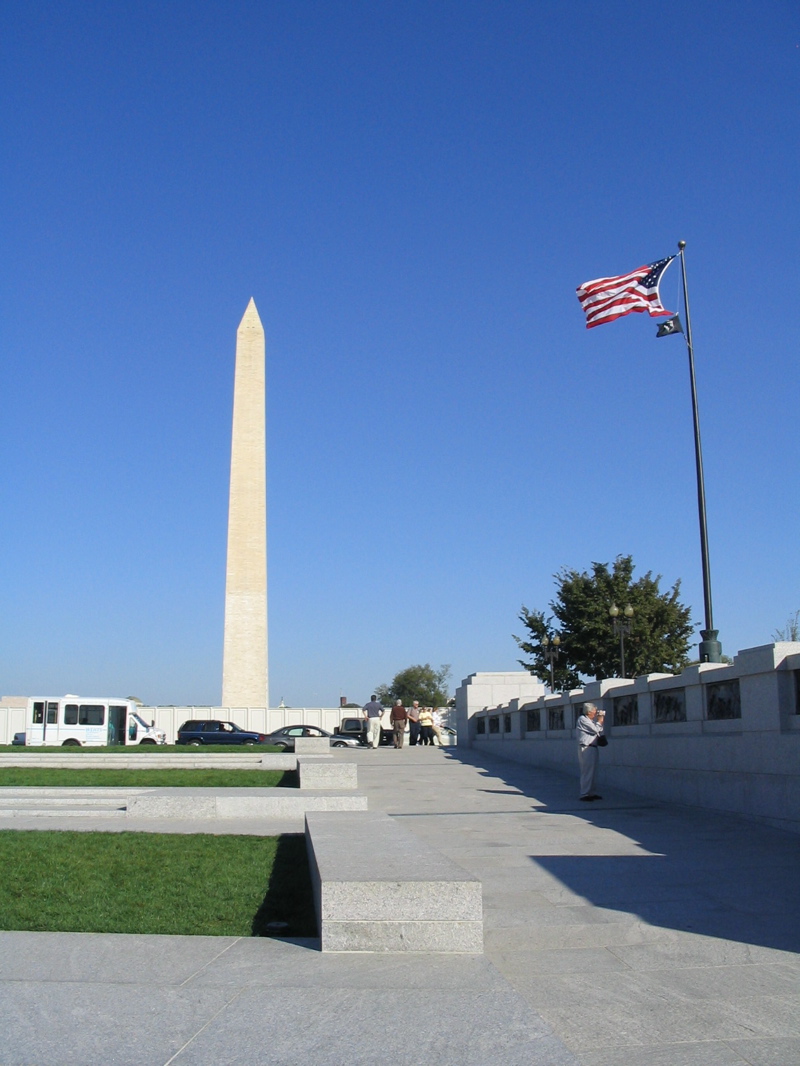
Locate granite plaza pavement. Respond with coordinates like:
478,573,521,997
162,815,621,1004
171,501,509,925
1,745,798,1066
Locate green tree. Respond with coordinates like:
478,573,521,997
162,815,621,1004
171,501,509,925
514,555,694,686
513,608,580,690
375,663,452,707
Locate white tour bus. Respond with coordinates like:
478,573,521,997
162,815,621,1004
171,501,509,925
22,697,166,747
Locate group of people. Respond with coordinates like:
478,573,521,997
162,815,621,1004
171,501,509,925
366,695,605,793
364,695,606,794
362,696,446,749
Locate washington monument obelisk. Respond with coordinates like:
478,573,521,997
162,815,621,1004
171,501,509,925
221,298,268,708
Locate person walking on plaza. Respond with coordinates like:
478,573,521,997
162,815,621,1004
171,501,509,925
390,698,407,748
418,705,434,746
576,702,605,800
407,701,421,746
362,694,384,749
432,708,445,746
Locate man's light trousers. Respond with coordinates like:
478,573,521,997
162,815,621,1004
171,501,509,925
578,744,598,797
367,717,381,748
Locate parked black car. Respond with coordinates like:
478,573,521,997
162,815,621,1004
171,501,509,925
333,716,393,746
176,720,269,746
262,725,360,751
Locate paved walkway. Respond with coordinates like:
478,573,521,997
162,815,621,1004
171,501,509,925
1,746,798,1065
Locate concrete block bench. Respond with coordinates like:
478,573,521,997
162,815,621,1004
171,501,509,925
297,758,357,790
305,811,483,953
293,737,333,754
259,754,301,770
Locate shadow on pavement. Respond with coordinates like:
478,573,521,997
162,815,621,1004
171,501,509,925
442,747,800,955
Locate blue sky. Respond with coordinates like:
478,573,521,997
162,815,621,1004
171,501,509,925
2,1,798,706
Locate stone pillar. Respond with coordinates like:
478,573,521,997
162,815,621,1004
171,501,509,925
222,298,268,708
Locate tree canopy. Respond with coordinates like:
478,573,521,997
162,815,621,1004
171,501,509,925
514,555,695,688
375,663,452,707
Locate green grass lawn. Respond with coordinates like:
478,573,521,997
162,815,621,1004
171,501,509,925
0,830,316,937
0,768,295,787
0,744,282,753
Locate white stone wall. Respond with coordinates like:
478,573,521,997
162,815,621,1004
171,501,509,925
465,644,800,834
140,705,457,744
454,671,546,738
141,706,343,742
0,703,458,746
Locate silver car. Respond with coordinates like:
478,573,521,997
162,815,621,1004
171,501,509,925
262,726,361,752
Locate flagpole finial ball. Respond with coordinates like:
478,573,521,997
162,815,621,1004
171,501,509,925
678,240,686,250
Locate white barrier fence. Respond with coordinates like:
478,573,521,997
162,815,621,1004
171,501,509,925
145,706,354,744
0,703,457,746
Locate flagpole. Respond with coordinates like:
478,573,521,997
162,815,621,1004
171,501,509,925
678,240,722,663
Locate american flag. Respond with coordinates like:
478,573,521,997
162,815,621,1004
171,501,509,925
577,256,675,329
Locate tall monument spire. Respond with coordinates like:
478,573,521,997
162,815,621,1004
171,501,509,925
222,298,268,708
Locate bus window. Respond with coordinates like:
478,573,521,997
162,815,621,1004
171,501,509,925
64,705,78,725
33,702,45,724
79,705,105,725
47,703,58,724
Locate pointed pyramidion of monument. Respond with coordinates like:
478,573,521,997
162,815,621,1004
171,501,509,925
221,299,269,709
239,296,262,330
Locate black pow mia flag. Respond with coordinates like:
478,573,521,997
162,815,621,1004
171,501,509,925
656,314,683,337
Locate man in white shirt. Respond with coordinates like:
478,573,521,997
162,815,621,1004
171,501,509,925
362,695,383,749
576,703,605,801
432,708,444,746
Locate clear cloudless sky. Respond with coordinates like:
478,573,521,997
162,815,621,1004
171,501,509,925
2,1,798,706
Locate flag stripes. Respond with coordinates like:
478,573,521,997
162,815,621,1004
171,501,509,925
577,257,675,329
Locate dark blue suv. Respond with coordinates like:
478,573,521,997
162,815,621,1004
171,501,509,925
176,720,268,746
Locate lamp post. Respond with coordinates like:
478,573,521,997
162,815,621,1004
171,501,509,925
609,604,634,678
541,634,562,692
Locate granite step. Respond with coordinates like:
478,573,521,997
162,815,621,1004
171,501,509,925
0,788,130,816
0,786,367,821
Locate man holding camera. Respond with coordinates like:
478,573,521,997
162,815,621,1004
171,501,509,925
576,702,605,801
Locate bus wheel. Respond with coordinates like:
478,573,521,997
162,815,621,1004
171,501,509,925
139,738,156,745
62,739,81,747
